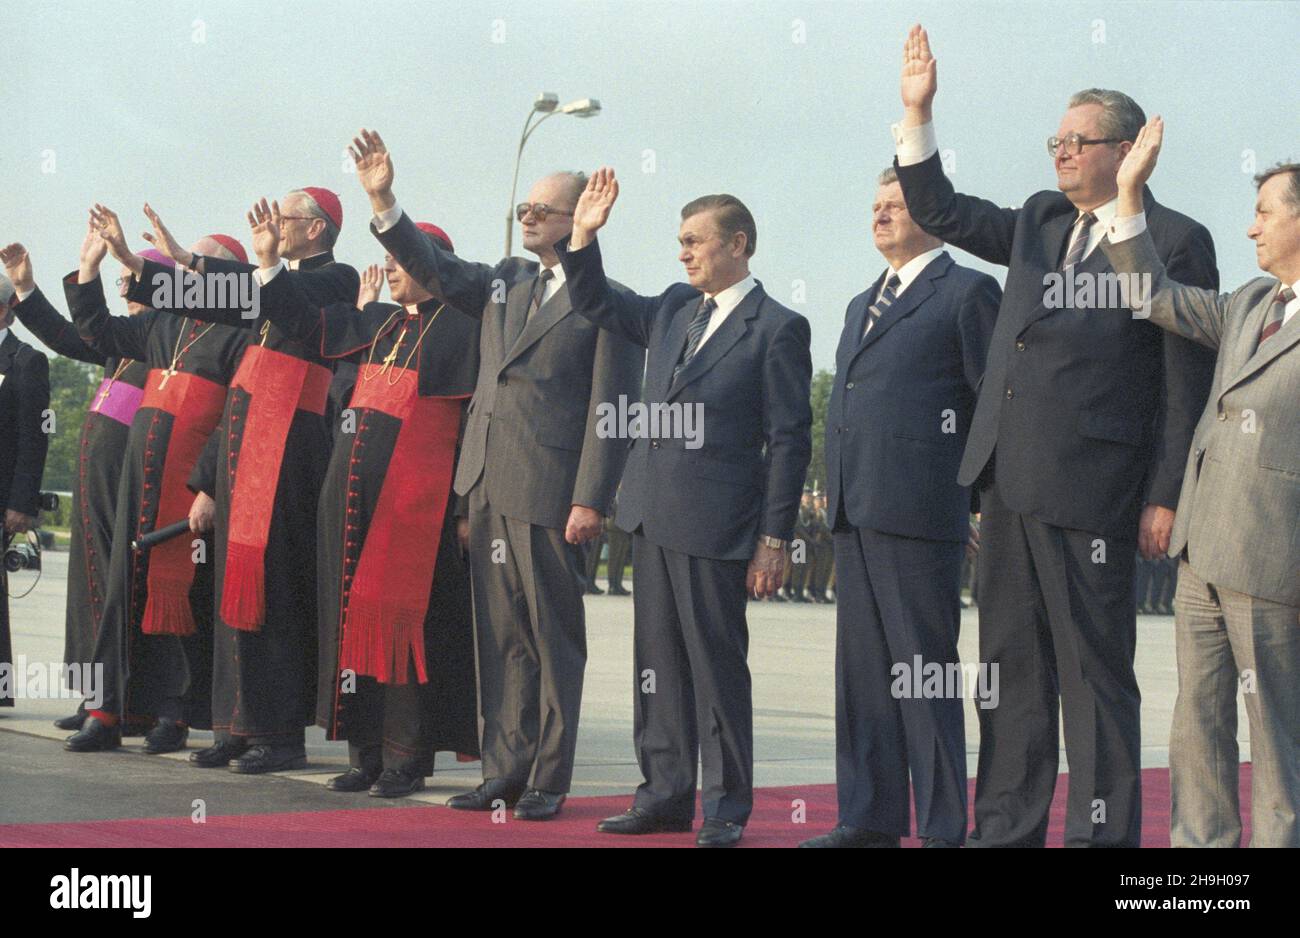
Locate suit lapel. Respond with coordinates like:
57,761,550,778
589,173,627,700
502,281,572,367
0,331,18,373
666,284,762,400
499,277,532,362
840,272,885,363
655,296,699,397
857,254,950,355
1220,287,1300,397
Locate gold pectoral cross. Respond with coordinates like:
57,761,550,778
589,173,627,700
158,368,176,390
97,385,113,405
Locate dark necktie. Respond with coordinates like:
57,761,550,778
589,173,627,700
1259,285,1295,347
673,296,717,382
864,273,901,338
529,268,554,320
1061,211,1097,270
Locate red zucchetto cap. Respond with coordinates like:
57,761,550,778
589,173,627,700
206,234,248,263
300,186,343,230
415,222,454,252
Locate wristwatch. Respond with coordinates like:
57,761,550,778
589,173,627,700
759,535,787,550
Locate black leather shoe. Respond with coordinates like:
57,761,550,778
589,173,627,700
597,807,692,835
513,789,566,820
229,743,307,774
190,740,248,768
921,837,961,847
446,778,526,810
608,586,631,596
696,817,744,848
368,767,425,798
64,716,121,752
326,766,382,792
54,710,87,731
585,584,605,595
142,720,188,754
799,825,900,848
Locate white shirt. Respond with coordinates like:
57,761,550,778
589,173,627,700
255,251,333,285
697,275,758,349
1112,212,1299,328
0,326,8,346
893,119,1115,262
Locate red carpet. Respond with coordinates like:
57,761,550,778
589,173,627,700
0,765,1252,848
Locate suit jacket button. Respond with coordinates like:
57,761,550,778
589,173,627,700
845,382,855,390
1005,388,1014,399
651,440,660,449
1217,411,1227,421
1016,340,1026,351
498,376,507,387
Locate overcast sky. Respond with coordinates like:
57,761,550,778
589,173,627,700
5,0,1295,369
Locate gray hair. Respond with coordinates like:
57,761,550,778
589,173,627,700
0,271,14,308
1254,161,1300,215
1068,88,1145,143
286,189,340,248
877,166,899,187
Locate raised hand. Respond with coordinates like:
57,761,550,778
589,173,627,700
569,167,619,249
247,198,282,268
349,128,396,211
357,263,383,306
900,23,937,124
89,203,139,273
141,203,194,268
1117,116,1163,215
0,242,35,293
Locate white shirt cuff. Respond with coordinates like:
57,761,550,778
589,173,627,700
373,203,403,233
254,260,286,286
15,286,35,302
891,121,938,166
1107,212,1147,244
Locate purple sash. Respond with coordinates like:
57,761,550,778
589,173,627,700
89,378,144,427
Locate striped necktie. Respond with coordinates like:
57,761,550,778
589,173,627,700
674,296,717,382
1259,285,1295,347
864,273,900,338
1061,211,1097,270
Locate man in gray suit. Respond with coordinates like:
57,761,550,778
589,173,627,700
1108,118,1299,847
350,130,643,820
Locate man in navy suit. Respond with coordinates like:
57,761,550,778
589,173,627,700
893,26,1218,846
557,168,812,847
801,167,1000,847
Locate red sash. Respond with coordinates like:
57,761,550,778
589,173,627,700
339,366,462,684
139,369,227,636
221,346,331,631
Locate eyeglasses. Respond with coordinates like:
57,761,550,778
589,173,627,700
1047,133,1122,158
516,202,574,222
278,215,313,224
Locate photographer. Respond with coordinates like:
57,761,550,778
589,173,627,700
0,272,51,706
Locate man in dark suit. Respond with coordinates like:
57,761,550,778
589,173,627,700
893,26,1218,846
0,274,51,705
350,130,642,820
558,168,813,847
801,167,1000,848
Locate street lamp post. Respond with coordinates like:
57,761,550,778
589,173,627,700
505,93,601,256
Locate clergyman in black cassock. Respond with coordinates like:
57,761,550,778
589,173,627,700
124,195,357,773
64,231,248,753
6,245,149,727
259,219,480,795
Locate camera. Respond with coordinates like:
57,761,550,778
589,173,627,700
3,492,58,574
4,535,39,573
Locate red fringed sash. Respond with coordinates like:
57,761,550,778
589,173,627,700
339,366,462,685
139,369,227,636
221,346,331,631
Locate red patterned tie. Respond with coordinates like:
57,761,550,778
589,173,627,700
1259,285,1295,346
